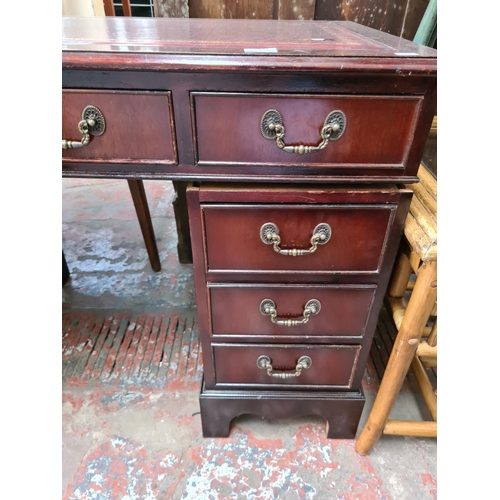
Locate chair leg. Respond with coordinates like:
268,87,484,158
172,181,193,264
355,260,437,455
127,179,161,272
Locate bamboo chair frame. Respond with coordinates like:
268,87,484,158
356,162,437,454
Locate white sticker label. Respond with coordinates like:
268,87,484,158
244,47,278,54
394,52,419,56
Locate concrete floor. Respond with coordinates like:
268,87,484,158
62,178,437,499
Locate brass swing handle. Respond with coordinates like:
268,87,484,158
62,105,106,149
260,298,321,327
260,222,331,256
260,109,346,154
257,355,312,379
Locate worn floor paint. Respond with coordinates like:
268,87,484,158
62,179,437,499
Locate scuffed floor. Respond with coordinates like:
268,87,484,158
62,178,437,499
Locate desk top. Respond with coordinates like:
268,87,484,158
62,17,436,74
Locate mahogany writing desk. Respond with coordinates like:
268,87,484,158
62,16,437,438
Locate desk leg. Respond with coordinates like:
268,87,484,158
63,250,70,285
355,260,437,454
172,181,193,264
127,180,161,272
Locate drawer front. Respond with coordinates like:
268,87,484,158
202,204,395,273
209,284,376,338
213,343,361,388
62,90,177,163
193,93,421,168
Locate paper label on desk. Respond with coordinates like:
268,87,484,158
243,48,278,53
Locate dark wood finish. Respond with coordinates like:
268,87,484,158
62,17,434,438
172,181,193,264
62,18,435,182
127,180,162,272
209,284,376,339
199,385,365,438
62,90,177,164
193,93,422,168
213,343,361,388
202,204,396,274
188,184,413,395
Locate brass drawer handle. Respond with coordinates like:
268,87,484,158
260,222,331,256
260,298,321,326
261,108,346,154
62,105,106,149
257,355,312,379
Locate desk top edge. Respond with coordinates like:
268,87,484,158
62,17,437,60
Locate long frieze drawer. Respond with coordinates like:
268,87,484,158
212,343,361,389
62,90,177,163
202,204,395,274
192,93,422,168
209,284,376,339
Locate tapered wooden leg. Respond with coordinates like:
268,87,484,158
355,260,437,455
63,250,70,285
172,181,193,264
127,179,161,272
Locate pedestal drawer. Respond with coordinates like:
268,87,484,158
209,284,376,339
213,343,361,389
202,204,395,274
62,90,177,163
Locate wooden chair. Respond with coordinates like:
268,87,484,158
356,162,437,454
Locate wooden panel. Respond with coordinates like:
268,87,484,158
62,90,177,163
315,0,430,40
188,0,253,19
202,204,395,273
213,343,361,388
155,0,189,18
188,0,315,20
193,93,422,168
279,0,315,20
209,284,376,337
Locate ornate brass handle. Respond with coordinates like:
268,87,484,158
62,105,106,149
260,222,331,256
257,355,312,379
260,298,321,326
260,109,346,154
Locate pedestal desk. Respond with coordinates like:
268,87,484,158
62,17,437,438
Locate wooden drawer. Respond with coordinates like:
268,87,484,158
202,204,395,274
209,284,376,339
192,93,422,169
212,343,361,389
62,90,177,163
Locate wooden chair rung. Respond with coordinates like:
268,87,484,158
409,250,422,274
426,320,437,347
411,356,437,421
417,338,437,367
384,420,437,437
388,251,412,298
